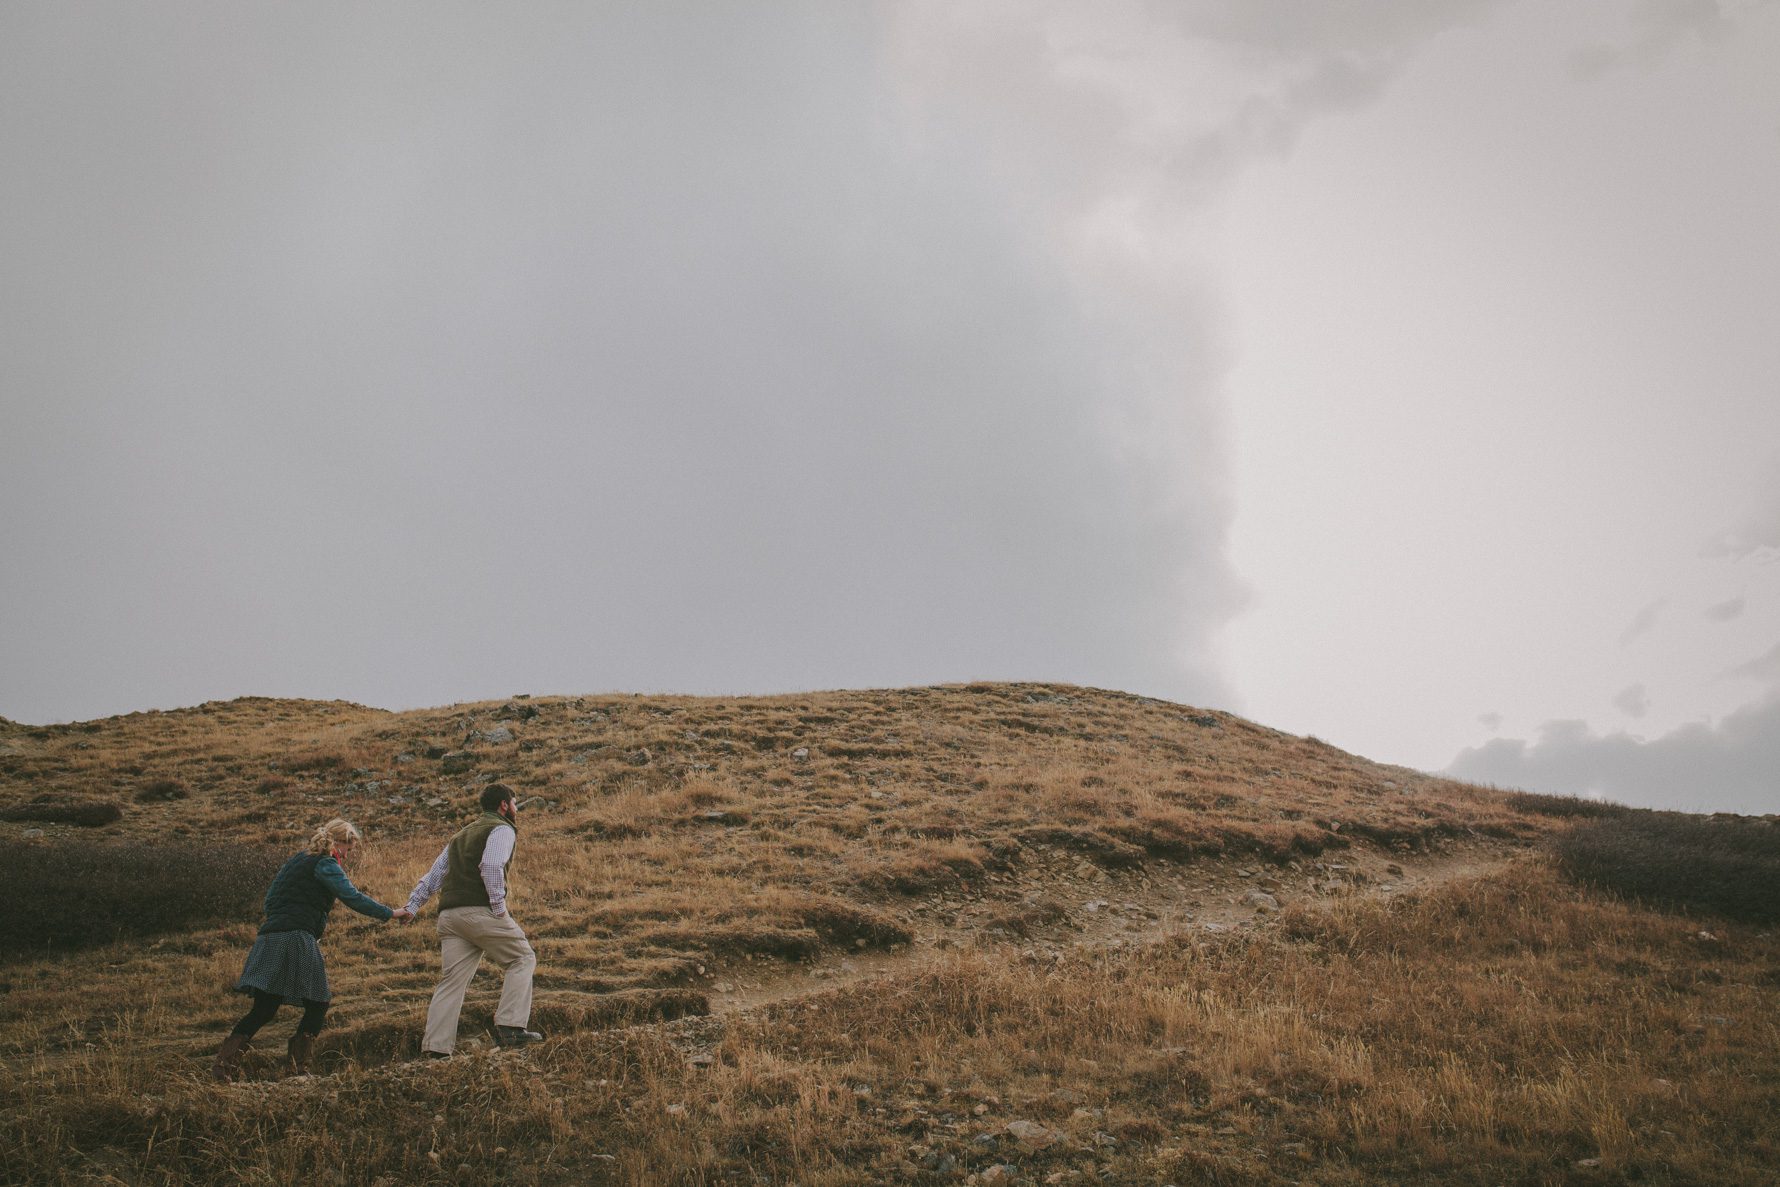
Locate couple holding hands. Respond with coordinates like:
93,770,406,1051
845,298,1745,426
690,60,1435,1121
212,783,542,1080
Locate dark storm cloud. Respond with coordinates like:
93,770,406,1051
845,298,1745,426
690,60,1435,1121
0,4,1242,722
1448,691,1780,815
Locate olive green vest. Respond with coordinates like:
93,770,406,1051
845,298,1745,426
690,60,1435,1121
439,812,516,910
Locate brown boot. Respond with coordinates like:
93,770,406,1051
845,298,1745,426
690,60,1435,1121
212,1034,249,1082
287,1031,316,1075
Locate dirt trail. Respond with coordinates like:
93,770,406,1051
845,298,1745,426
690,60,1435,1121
707,838,1527,1018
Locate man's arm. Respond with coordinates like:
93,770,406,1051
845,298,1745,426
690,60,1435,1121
480,824,516,917
404,844,451,916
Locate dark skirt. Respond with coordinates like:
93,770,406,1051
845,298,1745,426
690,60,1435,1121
235,929,331,1004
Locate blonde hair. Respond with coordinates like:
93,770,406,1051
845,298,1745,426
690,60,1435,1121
307,818,363,856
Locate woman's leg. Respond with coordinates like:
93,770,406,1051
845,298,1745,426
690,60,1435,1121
230,990,283,1038
287,998,329,1074
215,990,280,1081
296,999,329,1035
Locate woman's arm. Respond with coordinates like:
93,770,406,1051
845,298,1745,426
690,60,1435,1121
313,856,396,921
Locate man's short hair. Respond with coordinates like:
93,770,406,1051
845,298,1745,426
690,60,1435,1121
480,783,516,813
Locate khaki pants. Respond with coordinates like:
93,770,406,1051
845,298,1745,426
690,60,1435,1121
423,906,536,1054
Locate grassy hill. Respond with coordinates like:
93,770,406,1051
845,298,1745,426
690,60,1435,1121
2,684,1775,1184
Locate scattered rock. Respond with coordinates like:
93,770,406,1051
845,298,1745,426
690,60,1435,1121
1242,891,1279,912
687,1053,715,1069
439,752,476,775
628,749,652,766
471,726,515,745
1005,1119,1059,1150
22,828,44,839
1386,863,1404,877
792,747,810,761
493,702,538,722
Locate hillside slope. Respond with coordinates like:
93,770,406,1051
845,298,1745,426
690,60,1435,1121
1,683,1536,987
10,686,1774,1184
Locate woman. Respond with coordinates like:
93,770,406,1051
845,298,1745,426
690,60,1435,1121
212,818,410,1080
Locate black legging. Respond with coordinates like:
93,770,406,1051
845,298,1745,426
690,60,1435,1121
231,989,329,1038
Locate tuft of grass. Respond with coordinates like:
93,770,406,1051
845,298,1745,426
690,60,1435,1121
0,840,280,958
133,778,188,803
1554,810,1780,923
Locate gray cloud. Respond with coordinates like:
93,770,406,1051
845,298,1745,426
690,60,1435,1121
1704,596,1747,622
1618,599,1667,645
1477,711,1504,730
1,3,1258,723
1723,641,1780,683
1613,683,1651,717
1704,467,1780,559
1569,0,1737,79
1448,692,1780,815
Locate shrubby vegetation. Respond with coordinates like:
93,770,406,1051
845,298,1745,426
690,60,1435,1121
0,797,122,827
1503,789,1629,818
1555,809,1780,923
1,840,279,957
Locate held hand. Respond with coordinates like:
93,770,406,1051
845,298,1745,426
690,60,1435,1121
392,907,414,924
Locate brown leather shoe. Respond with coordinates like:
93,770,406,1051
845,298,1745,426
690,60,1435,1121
212,1034,249,1082
287,1031,316,1075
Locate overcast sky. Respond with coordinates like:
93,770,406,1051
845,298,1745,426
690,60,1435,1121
2,2,1775,814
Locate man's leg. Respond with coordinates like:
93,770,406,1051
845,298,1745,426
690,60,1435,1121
487,915,536,1030
423,909,485,1055
453,909,536,1032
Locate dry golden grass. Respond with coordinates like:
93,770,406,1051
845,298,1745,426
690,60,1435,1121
5,684,1771,1183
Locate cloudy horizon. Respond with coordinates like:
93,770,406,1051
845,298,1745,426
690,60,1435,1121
3,2,1776,815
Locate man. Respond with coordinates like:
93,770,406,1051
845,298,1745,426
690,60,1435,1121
403,783,544,1055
